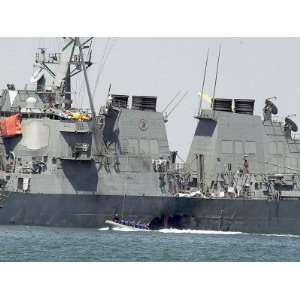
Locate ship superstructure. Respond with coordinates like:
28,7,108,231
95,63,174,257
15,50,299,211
185,97,300,201
0,38,177,227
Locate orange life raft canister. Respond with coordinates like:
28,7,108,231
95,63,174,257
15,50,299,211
0,113,22,137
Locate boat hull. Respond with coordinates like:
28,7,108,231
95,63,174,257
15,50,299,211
105,220,148,231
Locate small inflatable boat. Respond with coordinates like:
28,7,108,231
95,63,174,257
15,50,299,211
105,220,150,231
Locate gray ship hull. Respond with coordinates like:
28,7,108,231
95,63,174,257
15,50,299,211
1,192,300,235
0,192,172,227
169,197,300,235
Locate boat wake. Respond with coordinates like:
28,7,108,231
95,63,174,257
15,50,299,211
157,229,300,237
98,227,242,234
259,233,300,238
158,228,243,235
98,227,300,237
98,227,109,231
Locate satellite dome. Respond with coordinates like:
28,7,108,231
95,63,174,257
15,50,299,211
26,97,37,109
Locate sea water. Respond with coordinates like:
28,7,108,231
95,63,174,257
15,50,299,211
1,225,300,261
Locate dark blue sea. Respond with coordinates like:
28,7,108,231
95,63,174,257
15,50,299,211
1,225,300,261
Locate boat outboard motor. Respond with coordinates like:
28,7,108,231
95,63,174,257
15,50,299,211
284,117,298,139
263,98,278,121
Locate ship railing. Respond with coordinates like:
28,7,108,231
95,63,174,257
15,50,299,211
199,109,217,121
174,163,193,174
0,108,94,120
270,117,282,124
175,163,186,170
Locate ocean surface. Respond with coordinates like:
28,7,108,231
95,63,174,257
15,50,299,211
1,225,300,261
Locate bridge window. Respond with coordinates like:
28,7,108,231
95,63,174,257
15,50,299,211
221,140,233,154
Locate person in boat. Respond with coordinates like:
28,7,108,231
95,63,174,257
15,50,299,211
135,223,149,230
113,214,120,223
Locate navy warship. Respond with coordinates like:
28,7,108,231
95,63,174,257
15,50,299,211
1,38,300,235
0,37,181,228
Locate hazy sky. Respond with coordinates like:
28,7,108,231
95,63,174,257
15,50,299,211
1,37,300,158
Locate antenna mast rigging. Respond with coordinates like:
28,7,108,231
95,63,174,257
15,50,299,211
212,44,222,111
196,48,210,118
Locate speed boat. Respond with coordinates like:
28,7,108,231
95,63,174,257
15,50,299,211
105,220,150,231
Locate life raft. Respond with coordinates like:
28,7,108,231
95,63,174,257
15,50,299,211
0,113,22,137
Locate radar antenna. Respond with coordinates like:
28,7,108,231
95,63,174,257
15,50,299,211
163,91,189,122
33,37,94,109
162,91,181,113
77,37,103,157
284,114,298,139
212,44,222,111
263,96,278,121
196,48,210,118
77,37,96,119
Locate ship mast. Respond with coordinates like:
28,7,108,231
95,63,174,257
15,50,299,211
196,48,209,118
77,37,96,119
77,37,103,157
33,37,93,109
211,44,222,111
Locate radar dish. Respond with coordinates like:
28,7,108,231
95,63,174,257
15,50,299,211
30,68,44,83
269,101,278,115
26,97,37,109
285,117,298,132
265,99,278,115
